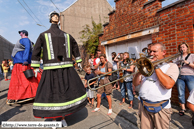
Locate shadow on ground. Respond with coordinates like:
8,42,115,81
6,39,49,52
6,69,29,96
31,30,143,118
0,88,9,93
89,120,115,129
170,108,193,129
112,89,139,110
101,97,139,127
45,107,88,126
0,93,8,100
0,106,26,125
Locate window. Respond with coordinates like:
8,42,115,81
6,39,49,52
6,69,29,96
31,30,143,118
162,0,179,7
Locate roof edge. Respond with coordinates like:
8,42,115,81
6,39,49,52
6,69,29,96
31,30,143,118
105,0,114,9
108,10,115,15
103,22,109,27
62,0,78,12
98,33,104,37
0,35,14,45
157,0,185,13
143,0,164,8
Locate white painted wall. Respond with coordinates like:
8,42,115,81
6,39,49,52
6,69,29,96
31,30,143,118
105,36,152,62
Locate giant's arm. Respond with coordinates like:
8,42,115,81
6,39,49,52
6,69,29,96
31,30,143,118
31,34,43,68
20,39,31,63
71,35,82,63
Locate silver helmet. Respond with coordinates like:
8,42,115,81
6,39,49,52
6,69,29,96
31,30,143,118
49,11,60,23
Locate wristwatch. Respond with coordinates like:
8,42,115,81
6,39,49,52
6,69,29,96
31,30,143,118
154,65,160,69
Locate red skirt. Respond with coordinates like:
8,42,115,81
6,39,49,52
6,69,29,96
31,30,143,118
7,64,40,100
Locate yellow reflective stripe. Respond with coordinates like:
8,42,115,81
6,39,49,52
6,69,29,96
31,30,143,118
48,33,55,59
45,33,51,60
67,34,70,58
76,59,82,63
33,94,87,107
31,64,40,67
43,64,73,70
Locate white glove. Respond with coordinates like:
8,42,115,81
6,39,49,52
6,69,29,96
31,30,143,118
34,68,39,77
77,63,82,69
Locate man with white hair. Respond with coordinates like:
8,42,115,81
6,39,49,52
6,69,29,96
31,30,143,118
133,43,179,129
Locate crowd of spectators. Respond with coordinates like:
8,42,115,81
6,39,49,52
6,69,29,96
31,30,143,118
82,42,194,127
0,59,13,81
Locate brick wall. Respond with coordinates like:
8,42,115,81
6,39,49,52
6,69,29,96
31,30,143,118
99,0,162,42
155,0,194,55
99,0,194,105
155,0,194,104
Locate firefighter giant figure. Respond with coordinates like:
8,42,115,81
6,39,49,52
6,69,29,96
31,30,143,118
31,11,87,128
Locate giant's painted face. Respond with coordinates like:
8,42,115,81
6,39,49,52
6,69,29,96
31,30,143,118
51,14,59,23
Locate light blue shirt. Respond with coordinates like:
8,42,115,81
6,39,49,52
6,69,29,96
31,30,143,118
100,67,106,80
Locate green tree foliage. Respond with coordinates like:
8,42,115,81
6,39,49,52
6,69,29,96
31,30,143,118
79,19,103,54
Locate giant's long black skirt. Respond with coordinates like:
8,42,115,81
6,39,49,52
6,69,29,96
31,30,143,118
33,67,87,118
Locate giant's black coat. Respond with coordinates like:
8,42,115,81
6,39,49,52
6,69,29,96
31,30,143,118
32,24,87,118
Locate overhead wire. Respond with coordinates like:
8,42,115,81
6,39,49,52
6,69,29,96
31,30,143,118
50,0,61,13
17,0,39,24
22,0,46,28
17,0,47,28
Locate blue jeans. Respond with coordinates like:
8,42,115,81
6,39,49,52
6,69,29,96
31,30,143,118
176,75,194,104
40,64,43,69
120,81,133,101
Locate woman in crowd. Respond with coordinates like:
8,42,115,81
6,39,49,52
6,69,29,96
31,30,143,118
174,42,194,116
112,52,119,89
114,53,124,63
119,52,135,108
92,54,113,115
114,53,124,89
88,53,95,72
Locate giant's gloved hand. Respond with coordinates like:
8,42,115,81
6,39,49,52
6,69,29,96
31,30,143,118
23,61,29,66
77,63,82,69
33,68,40,77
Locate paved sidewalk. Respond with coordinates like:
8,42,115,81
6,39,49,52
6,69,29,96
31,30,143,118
79,72,194,129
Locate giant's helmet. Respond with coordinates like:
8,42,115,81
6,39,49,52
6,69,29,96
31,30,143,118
49,11,60,23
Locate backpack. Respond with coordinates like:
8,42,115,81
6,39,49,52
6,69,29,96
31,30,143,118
105,62,117,82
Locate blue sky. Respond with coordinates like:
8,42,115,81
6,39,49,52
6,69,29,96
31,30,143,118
0,0,179,44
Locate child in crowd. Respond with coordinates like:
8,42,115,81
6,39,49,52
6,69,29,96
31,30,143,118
84,65,96,108
2,61,9,81
8,59,13,73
